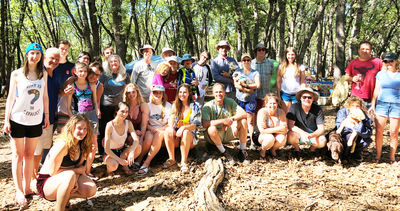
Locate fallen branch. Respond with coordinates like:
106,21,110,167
194,158,224,211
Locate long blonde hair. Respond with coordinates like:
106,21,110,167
382,59,400,72
123,83,145,105
155,63,171,81
279,47,300,78
55,114,93,159
104,54,127,82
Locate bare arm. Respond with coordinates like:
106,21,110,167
276,67,282,98
300,71,305,85
66,87,74,117
139,103,149,137
368,80,381,113
104,122,125,163
96,82,103,106
257,108,287,134
3,71,18,133
90,83,101,118
309,124,325,138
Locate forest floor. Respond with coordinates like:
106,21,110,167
1,98,400,210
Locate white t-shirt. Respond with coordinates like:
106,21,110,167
193,64,209,97
280,64,305,94
148,102,171,128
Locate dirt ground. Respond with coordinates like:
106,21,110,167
1,98,400,211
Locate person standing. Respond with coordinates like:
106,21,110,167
251,43,274,111
193,51,212,107
102,46,114,69
210,40,239,99
345,41,383,107
131,45,157,102
4,43,50,206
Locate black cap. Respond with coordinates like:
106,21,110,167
383,52,398,61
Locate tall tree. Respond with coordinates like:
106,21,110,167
334,0,346,80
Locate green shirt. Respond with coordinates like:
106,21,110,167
202,97,239,130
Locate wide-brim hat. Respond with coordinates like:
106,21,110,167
139,44,155,55
180,54,194,64
295,86,319,101
25,43,43,56
152,85,165,92
383,52,398,62
241,53,251,61
166,56,178,63
254,43,266,52
161,47,175,58
216,40,231,50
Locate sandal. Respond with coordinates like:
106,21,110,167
180,163,189,174
162,159,176,169
137,166,149,176
372,158,381,164
390,160,396,165
131,162,141,171
86,173,98,181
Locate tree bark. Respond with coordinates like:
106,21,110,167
233,0,243,60
111,0,127,62
278,0,286,60
131,0,142,52
88,0,100,57
176,0,195,55
334,0,346,81
251,0,260,57
348,0,364,59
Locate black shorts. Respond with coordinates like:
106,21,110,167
112,146,127,157
10,120,43,138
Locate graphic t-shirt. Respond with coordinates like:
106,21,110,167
148,102,171,128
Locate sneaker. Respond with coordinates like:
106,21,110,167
221,151,235,165
238,149,248,162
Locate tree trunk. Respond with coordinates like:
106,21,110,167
111,0,127,62
233,0,243,60
348,0,364,59
88,0,100,57
278,0,286,60
176,0,195,55
251,0,260,57
0,0,7,93
131,0,142,52
334,0,346,81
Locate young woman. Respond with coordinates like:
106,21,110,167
233,54,260,145
256,93,287,158
164,84,201,173
66,62,100,177
369,53,400,163
276,47,305,112
98,54,130,155
36,114,96,210
88,62,104,107
122,83,149,169
104,102,140,176
3,43,49,206
136,85,171,176
152,63,173,88
336,96,372,161
165,56,179,103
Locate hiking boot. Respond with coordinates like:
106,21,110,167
221,151,235,165
238,149,249,162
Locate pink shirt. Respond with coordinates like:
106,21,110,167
152,73,171,88
345,57,382,100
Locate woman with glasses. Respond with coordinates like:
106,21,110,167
233,53,260,147
369,53,400,164
276,47,306,113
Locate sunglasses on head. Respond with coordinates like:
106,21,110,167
257,49,266,52
383,60,394,63
302,96,313,100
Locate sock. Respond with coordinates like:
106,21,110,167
217,145,225,153
240,142,246,150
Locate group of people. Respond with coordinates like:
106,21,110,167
3,39,399,210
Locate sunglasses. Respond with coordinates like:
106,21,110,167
383,60,394,63
257,49,266,52
302,96,313,100
242,59,251,62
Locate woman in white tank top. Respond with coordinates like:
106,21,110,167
104,102,140,176
3,43,49,206
256,93,288,159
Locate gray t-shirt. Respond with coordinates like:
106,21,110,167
99,73,130,106
130,60,157,102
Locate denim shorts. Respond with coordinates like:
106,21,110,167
280,91,298,103
239,99,257,113
375,100,400,118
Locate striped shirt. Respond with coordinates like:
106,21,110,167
251,58,273,99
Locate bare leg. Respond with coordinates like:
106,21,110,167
259,134,274,157
43,170,77,211
283,101,292,113
164,127,179,161
237,118,248,147
86,135,98,175
287,131,301,151
69,174,96,199
389,118,400,161
104,156,119,175
207,126,223,146
247,113,255,143
33,154,42,180
271,134,287,156
142,130,165,168
10,138,27,205
23,137,39,195
375,115,388,160
180,130,194,164
136,131,153,163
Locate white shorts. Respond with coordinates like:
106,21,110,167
34,124,54,156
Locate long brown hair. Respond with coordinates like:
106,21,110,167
171,83,194,119
279,47,300,78
263,93,281,109
55,114,93,159
23,52,44,79
150,89,167,118
123,83,145,105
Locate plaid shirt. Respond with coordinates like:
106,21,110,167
251,58,273,99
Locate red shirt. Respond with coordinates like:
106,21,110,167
345,57,382,100
165,72,177,103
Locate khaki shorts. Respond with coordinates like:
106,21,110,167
34,124,54,156
204,126,237,144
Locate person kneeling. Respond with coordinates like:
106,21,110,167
287,87,327,154
37,114,96,211
202,83,248,162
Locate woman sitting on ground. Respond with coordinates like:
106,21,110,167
336,96,372,161
103,102,141,176
136,85,171,176
164,83,201,173
36,114,96,211
122,83,149,169
256,93,288,158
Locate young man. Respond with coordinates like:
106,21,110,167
345,41,383,107
287,87,327,153
102,46,114,69
202,83,248,162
